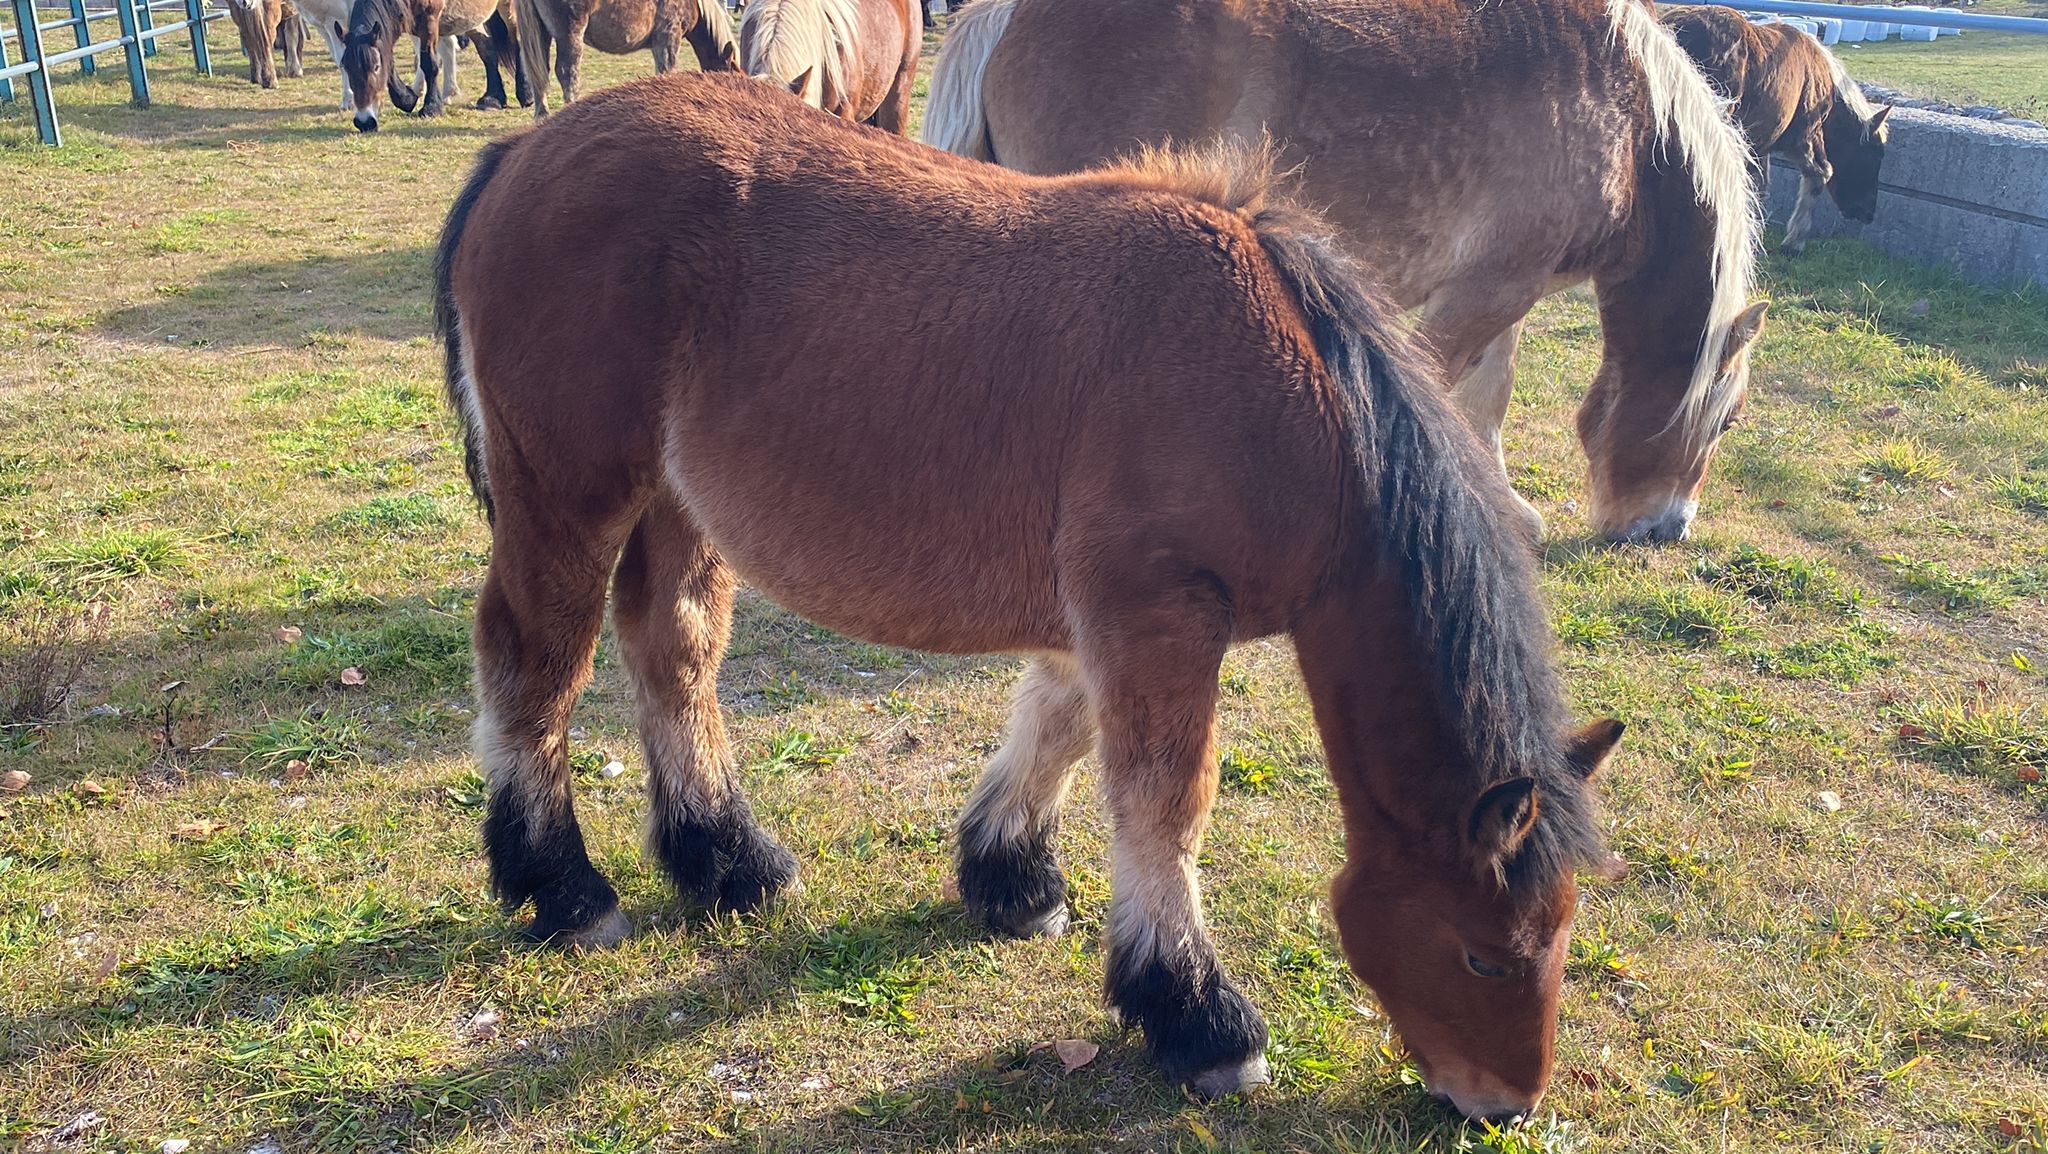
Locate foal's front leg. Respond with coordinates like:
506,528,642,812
417,18,447,114
1780,132,1832,256
1083,615,1268,1096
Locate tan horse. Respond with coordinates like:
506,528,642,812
337,0,496,128
927,0,1771,544
1663,5,1892,255
438,73,1622,1119
225,0,305,88
738,0,918,132
516,0,737,117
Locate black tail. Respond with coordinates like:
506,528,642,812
1249,206,1602,884
435,136,519,522
486,9,514,59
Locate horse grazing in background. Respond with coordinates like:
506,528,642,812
225,0,305,88
927,0,1770,544
738,0,917,130
516,0,736,118
438,72,1624,1118
337,0,497,128
1663,5,1892,255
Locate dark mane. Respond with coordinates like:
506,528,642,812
435,135,520,522
1249,203,1604,889
345,0,404,36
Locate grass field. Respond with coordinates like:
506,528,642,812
1827,1,2048,118
3,24,2048,1154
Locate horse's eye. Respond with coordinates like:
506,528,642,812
1465,952,1509,979
1720,409,1743,434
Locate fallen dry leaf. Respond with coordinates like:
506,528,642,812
92,950,121,982
1816,790,1843,813
1,769,29,793
274,625,303,644
939,876,961,902
74,780,106,801
2019,766,2043,784
174,819,222,842
50,1112,105,1143
1053,1038,1099,1072
283,759,310,782
1898,723,1928,740
339,667,367,686
1873,404,1903,420
1999,1118,2024,1138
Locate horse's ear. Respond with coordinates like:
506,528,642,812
368,17,381,37
1867,104,1892,138
1564,718,1624,779
1729,300,1769,350
1468,777,1540,863
332,18,345,39
788,67,812,98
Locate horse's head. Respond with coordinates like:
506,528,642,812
1824,103,1891,223
1330,720,1624,1120
337,17,410,131
1577,293,1769,544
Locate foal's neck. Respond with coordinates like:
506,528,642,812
1594,160,1717,378
1291,582,1470,846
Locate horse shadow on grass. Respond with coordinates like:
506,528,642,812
95,246,436,349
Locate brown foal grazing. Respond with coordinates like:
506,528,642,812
516,0,736,117
438,73,1623,1118
226,0,305,88
738,0,918,131
338,0,496,128
1663,5,1892,255
927,0,1771,544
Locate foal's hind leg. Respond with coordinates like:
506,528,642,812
474,500,638,948
1080,586,1267,1096
552,18,587,104
612,496,800,913
956,654,1093,938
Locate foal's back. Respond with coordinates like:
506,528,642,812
1663,5,1832,156
449,75,1346,652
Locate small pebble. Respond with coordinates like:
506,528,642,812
1816,790,1843,813
162,1140,192,1154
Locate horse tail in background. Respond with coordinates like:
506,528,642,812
920,0,1017,159
485,7,515,61
435,136,520,521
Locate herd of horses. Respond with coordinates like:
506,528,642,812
251,0,1904,1125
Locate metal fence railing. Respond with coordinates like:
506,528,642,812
1661,0,2048,36
0,0,221,145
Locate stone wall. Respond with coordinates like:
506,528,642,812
1765,102,2048,290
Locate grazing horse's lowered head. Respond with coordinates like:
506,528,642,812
1820,59,1892,222
337,1,413,131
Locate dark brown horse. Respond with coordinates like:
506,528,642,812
516,0,736,117
438,73,1622,1118
927,0,1770,544
337,0,497,128
1663,5,1892,255
738,0,918,132
225,0,305,88
463,3,533,110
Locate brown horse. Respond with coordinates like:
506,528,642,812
516,0,736,117
1663,5,1892,255
927,0,1770,544
438,73,1622,1118
225,0,305,88
337,0,497,128
463,2,533,109
738,0,917,131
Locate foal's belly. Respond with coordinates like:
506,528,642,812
586,2,654,51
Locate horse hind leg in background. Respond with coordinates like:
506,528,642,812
277,1,307,76
227,0,284,86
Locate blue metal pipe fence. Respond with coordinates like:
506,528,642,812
1661,0,2048,35
0,0,219,144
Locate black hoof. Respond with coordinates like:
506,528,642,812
1106,951,1270,1094
474,95,506,110
530,905,632,950
957,830,1069,938
654,797,800,914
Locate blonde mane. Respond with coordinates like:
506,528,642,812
1605,0,1761,450
695,0,738,69
1820,41,1882,125
740,0,860,110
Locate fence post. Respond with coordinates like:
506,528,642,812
184,0,210,73
1,13,16,103
68,0,96,75
111,0,151,105
8,0,60,143
136,0,157,57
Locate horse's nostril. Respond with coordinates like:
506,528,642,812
354,116,378,132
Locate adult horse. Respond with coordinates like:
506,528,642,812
738,0,917,131
1663,5,1892,256
225,0,305,88
516,0,737,117
926,0,1770,544
438,72,1622,1118
464,4,533,110
337,0,497,128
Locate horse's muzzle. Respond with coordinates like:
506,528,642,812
353,111,379,132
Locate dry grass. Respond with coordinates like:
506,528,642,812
3,20,2047,1154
